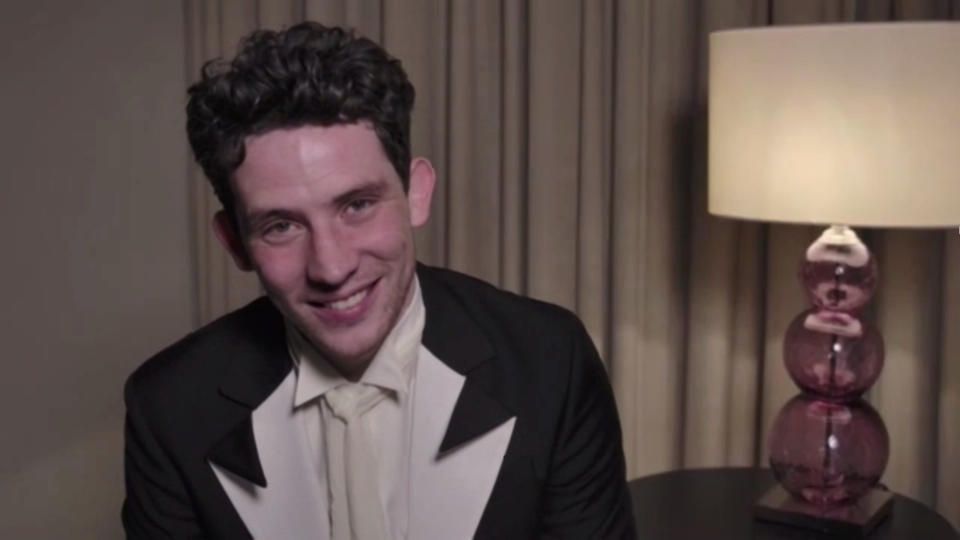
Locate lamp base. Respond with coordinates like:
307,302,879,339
754,483,893,537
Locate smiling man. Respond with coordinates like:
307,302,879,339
219,122,434,379
123,22,634,539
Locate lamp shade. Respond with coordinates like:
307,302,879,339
709,23,960,228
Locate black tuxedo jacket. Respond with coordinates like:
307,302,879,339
123,264,635,538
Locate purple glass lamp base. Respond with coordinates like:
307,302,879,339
755,482,893,537
757,224,893,536
767,395,889,505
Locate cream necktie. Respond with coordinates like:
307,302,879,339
324,383,389,540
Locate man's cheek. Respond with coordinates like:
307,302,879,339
358,216,413,257
251,250,305,290
363,231,410,259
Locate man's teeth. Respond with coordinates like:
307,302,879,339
327,289,367,310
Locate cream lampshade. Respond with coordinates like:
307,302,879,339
710,22,960,228
708,22,960,536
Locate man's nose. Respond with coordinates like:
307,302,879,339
305,229,358,288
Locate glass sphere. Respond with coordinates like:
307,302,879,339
769,394,889,505
800,255,878,312
783,310,884,399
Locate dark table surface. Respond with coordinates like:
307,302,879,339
629,467,959,539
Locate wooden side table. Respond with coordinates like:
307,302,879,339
628,467,958,539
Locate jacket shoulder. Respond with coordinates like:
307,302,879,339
124,297,283,413
417,264,583,335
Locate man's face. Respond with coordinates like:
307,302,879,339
214,123,435,379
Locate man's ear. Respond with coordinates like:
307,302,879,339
213,210,254,271
407,157,436,228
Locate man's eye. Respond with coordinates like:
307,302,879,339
263,221,295,237
345,199,373,215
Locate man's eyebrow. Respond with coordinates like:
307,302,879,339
332,179,390,207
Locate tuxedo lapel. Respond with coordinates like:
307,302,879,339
206,298,292,488
411,267,525,537
418,267,514,450
408,348,516,539
208,415,265,487
211,371,330,539
204,299,332,538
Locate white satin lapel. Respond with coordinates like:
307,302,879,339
210,371,329,540
409,347,515,540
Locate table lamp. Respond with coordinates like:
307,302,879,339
709,22,960,536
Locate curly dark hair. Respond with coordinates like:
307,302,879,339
186,22,415,221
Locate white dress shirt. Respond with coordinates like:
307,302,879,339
285,278,425,539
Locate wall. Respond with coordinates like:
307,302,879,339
0,1,192,537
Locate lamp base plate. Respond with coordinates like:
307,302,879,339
754,484,893,537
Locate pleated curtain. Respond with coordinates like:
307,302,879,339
184,0,960,527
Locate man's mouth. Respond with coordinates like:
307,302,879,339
309,280,379,319
325,287,369,311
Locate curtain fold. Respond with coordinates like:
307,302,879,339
940,233,960,516
873,230,944,502
185,0,960,528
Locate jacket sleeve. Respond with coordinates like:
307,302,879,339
538,315,636,539
122,376,204,539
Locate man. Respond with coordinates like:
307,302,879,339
123,22,634,539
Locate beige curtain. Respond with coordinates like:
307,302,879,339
185,0,960,528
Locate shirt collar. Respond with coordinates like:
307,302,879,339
288,277,425,408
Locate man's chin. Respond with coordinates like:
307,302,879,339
299,328,380,374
